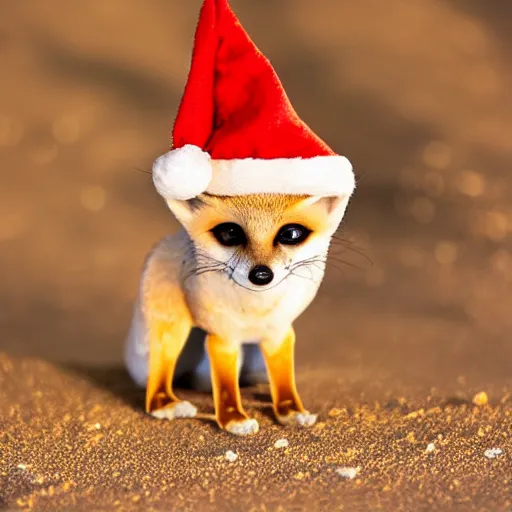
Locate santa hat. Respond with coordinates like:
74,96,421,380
153,0,355,201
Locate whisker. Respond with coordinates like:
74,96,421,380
331,234,373,266
194,268,226,277
289,254,327,266
133,166,153,177
193,249,230,268
327,255,367,271
288,269,321,284
286,253,327,284
330,246,373,267
324,260,348,279
183,261,228,282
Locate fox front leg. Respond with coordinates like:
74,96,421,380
145,313,197,420
261,327,317,427
206,334,259,436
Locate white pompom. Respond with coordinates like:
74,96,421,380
152,144,212,200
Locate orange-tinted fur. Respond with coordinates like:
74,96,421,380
129,192,349,434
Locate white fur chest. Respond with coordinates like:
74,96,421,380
184,271,320,343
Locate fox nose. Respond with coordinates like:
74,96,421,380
248,265,274,286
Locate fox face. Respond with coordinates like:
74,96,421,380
166,194,350,292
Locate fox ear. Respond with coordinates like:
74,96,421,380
322,196,351,229
299,195,351,229
165,197,203,227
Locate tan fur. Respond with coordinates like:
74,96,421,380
197,194,309,266
141,235,193,414
128,192,350,434
261,327,307,423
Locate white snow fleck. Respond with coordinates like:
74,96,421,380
426,443,436,453
336,466,361,479
274,438,289,449
484,448,503,459
224,450,238,462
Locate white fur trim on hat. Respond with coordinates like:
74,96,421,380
209,155,354,198
152,145,355,200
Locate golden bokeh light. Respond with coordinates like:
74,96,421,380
80,186,107,212
435,241,458,266
422,141,452,171
456,170,486,198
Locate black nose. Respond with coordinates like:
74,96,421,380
248,265,274,286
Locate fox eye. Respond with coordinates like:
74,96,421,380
211,223,247,247
275,224,311,246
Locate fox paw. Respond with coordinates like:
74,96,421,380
150,400,198,420
277,410,317,427
225,418,260,436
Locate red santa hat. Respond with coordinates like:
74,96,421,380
153,0,355,201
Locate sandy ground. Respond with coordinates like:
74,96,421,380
1,0,512,510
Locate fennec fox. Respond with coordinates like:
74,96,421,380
125,193,350,435
125,0,355,436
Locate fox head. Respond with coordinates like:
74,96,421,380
166,194,350,292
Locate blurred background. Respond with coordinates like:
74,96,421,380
1,0,512,396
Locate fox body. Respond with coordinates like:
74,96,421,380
125,193,349,435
